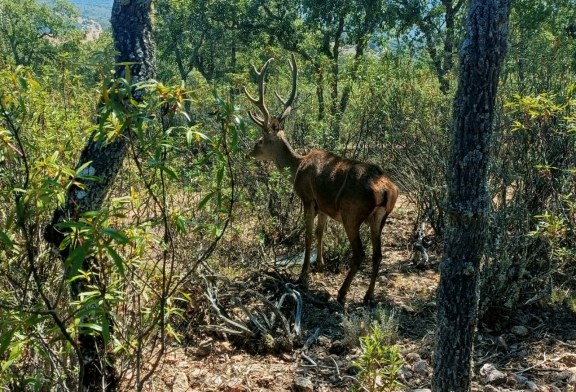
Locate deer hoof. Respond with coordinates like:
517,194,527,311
313,261,325,272
297,274,310,288
363,295,376,308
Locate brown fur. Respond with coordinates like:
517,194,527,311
245,56,399,305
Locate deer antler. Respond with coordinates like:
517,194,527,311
243,58,274,132
276,53,298,124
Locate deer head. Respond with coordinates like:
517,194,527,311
244,54,298,162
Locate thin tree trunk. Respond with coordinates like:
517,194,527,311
339,32,367,118
44,1,155,390
432,1,511,391
315,61,325,121
328,14,345,147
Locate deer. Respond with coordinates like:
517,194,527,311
244,53,399,306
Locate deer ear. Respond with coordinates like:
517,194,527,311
270,117,281,134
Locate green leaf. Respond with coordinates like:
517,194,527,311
104,244,125,275
161,165,179,181
55,220,91,231
198,191,215,210
75,161,94,176
216,166,224,186
188,131,211,144
1,341,22,371
101,315,110,344
82,211,101,218
0,329,16,358
65,242,91,277
0,231,13,247
175,215,187,234
17,76,28,90
102,228,130,244
79,323,103,333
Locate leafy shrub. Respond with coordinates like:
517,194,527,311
481,87,576,316
353,309,403,392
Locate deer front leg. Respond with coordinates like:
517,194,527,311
298,204,316,287
314,212,328,271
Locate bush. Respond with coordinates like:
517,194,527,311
353,308,403,392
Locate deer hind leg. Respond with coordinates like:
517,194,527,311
298,203,316,287
337,220,365,305
364,208,389,306
314,212,328,271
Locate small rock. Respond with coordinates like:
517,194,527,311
317,335,331,346
513,374,529,385
483,385,499,392
505,374,518,387
347,365,361,375
171,373,189,392
293,376,314,392
329,340,347,355
559,353,576,367
548,385,562,392
280,353,292,361
511,325,529,336
480,363,507,385
405,352,422,363
524,380,539,391
412,360,429,376
399,367,413,381
555,367,576,382
195,343,212,357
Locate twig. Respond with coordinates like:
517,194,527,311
202,277,253,335
342,375,367,391
301,352,317,367
554,338,576,350
329,356,341,380
303,327,320,351
276,287,303,336
233,296,268,334
201,325,250,335
514,354,548,374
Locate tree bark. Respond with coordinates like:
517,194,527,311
432,1,511,391
44,1,155,390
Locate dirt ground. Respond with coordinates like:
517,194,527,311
138,196,576,392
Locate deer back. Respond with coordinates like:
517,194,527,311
294,150,394,222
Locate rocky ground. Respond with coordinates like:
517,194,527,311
135,196,576,391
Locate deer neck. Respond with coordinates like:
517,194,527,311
273,133,303,176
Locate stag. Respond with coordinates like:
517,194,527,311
244,54,399,306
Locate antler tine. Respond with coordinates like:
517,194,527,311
276,53,298,123
243,58,274,131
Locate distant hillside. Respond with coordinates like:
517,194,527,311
69,0,112,28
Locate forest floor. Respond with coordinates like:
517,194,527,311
139,196,576,392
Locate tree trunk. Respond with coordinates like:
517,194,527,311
44,1,155,390
432,1,511,391
328,14,346,147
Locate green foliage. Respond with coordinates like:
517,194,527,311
508,0,576,93
0,0,80,67
0,66,98,389
353,313,403,392
1,0,576,388
481,87,576,314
